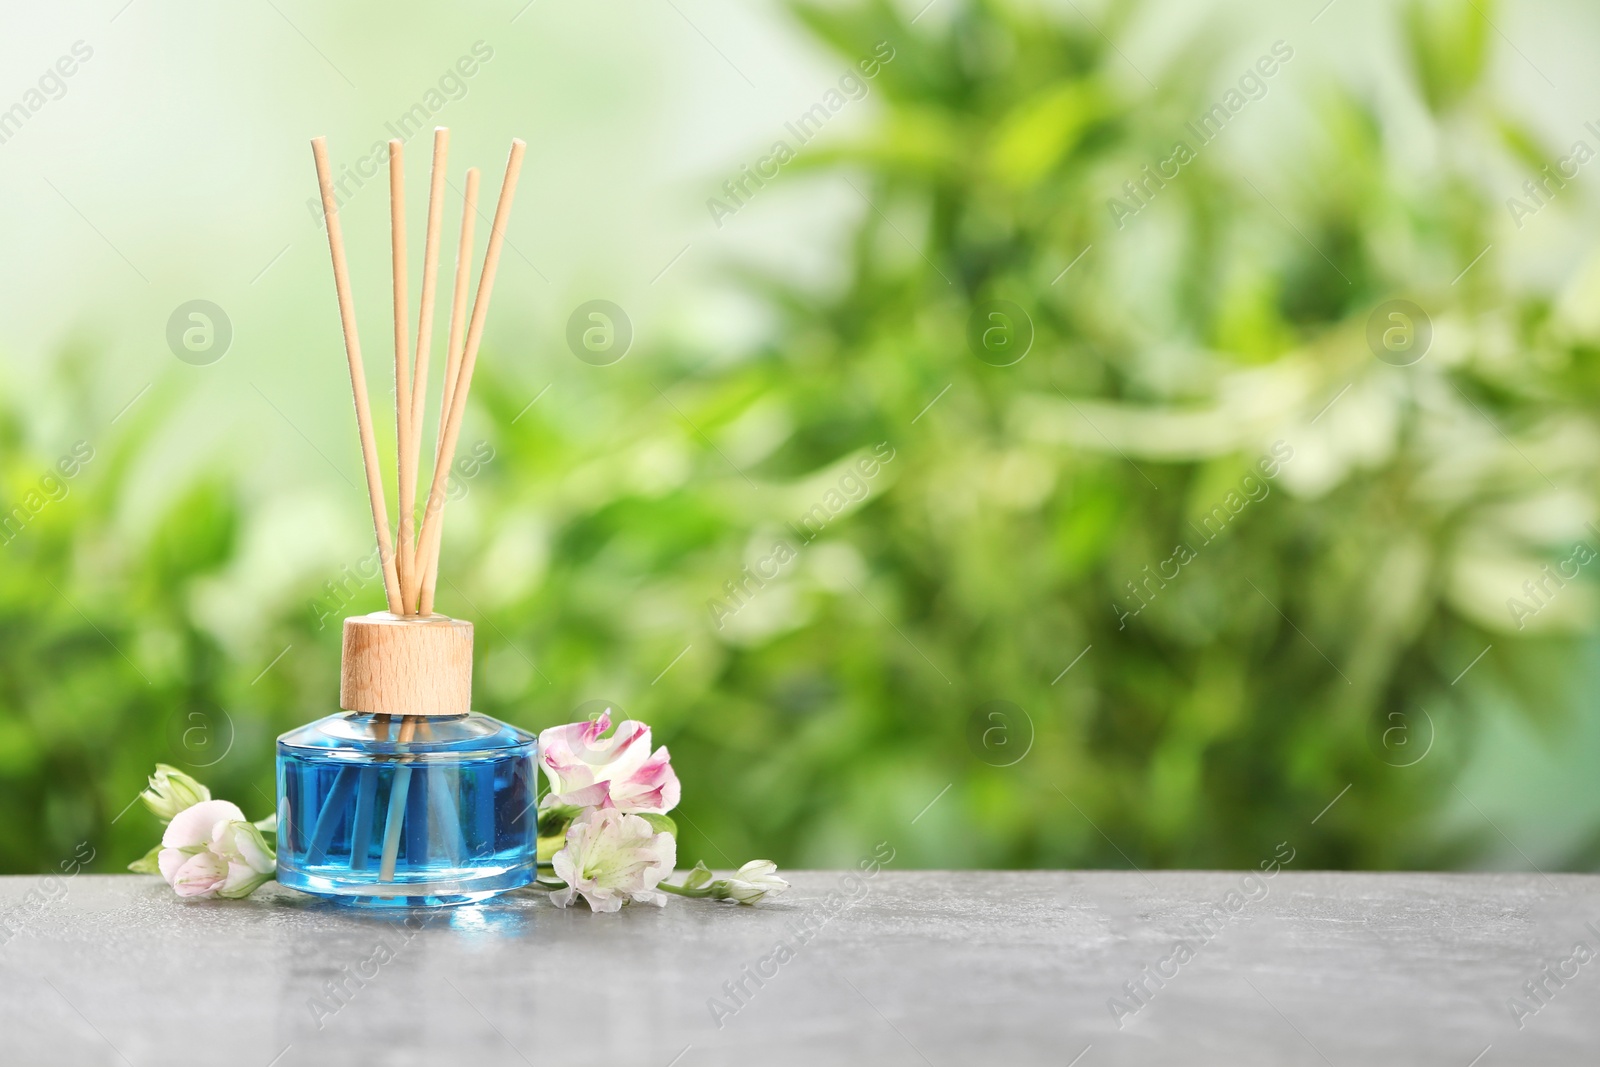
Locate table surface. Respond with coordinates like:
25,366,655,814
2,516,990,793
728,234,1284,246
0,870,1596,1066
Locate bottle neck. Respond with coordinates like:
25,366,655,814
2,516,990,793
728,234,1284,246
339,612,474,716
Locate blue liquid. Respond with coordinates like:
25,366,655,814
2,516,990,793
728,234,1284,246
277,713,537,907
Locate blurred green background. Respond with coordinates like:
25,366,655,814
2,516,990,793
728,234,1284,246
4,0,1600,875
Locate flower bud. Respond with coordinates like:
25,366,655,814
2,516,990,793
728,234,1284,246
715,860,789,905
139,764,211,823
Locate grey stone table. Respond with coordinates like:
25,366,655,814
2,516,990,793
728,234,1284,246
0,871,1595,1065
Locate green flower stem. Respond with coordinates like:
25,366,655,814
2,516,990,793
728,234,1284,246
527,875,722,896
527,878,569,892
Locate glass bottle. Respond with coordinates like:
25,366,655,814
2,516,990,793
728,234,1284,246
275,613,537,907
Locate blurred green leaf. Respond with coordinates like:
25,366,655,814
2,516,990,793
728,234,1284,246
1404,0,1490,113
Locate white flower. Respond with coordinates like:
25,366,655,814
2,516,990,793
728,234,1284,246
720,860,789,905
156,799,276,899
551,807,676,913
538,710,681,815
139,764,211,823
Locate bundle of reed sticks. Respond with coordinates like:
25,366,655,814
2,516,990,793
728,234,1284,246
309,128,524,885
311,127,524,618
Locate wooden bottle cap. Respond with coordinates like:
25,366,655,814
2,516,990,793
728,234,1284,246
340,612,473,716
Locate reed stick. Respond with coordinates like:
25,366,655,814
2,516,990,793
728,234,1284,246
416,140,525,614
311,137,403,613
348,712,390,872
405,749,429,872
378,714,420,882
436,167,480,459
418,720,467,867
349,763,380,870
419,166,480,612
389,140,416,609
403,127,452,612
306,768,358,865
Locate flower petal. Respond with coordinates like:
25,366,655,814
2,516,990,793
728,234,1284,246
546,782,611,810
167,851,228,898
578,886,626,913
537,713,675,814
156,848,186,882
225,821,277,874
162,799,245,849
217,861,272,899
609,745,681,814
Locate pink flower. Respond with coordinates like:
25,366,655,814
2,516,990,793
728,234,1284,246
551,807,676,912
539,709,681,814
156,799,275,899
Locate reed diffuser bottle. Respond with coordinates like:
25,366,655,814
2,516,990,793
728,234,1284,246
277,614,537,906
279,127,533,906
